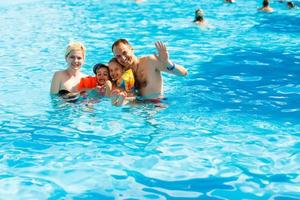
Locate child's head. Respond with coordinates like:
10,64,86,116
93,63,110,86
194,9,204,22
108,58,124,82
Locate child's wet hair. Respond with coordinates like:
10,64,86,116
108,57,119,65
65,41,86,59
93,63,109,75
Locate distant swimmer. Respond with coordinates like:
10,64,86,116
193,9,207,26
225,0,235,3
287,1,295,8
258,0,274,12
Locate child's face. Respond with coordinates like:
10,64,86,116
96,67,109,86
109,61,123,81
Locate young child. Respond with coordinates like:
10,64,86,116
108,58,135,106
77,63,112,96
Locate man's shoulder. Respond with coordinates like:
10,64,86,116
140,55,154,61
139,55,158,66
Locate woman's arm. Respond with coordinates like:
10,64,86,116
50,72,61,94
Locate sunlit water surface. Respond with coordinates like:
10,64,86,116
0,0,300,199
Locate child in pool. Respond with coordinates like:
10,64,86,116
108,58,135,106
77,63,112,96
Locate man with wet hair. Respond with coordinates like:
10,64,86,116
111,39,188,102
193,9,207,26
258,0,274,12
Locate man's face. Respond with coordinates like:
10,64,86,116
112,43,134,68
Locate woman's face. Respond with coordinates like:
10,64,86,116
96,67,109,86
66,50,84,70
109,61,123,81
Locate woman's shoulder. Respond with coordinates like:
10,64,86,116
54,69,67,76
52,70,70,82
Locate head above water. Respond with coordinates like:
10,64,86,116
111,39,131,52
111,39,135,69
108,57,124,81
93,63,109,75
263,0,269,7
194,9,204,22
65,41,86,60
287,1,295,8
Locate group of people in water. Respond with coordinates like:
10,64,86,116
50,0,296,106
194,0,297,26
258,0,296,12
50,39,188,106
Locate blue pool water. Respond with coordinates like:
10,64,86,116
1,0,300,199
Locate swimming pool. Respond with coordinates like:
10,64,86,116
0,0,300,199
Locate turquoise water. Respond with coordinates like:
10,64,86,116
1,0,300,199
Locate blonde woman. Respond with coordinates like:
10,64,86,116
50,41,87,95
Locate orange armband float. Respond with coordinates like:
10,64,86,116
77,76,97,91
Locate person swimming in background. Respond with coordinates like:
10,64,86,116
225,0,235,3
193,9,207,26
287,1,295,8
108,58,135,106
77,63,112,96
50,41,87,95
258,0,274,12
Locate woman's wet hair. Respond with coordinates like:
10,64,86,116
93,63,109,75
65,41,86,59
